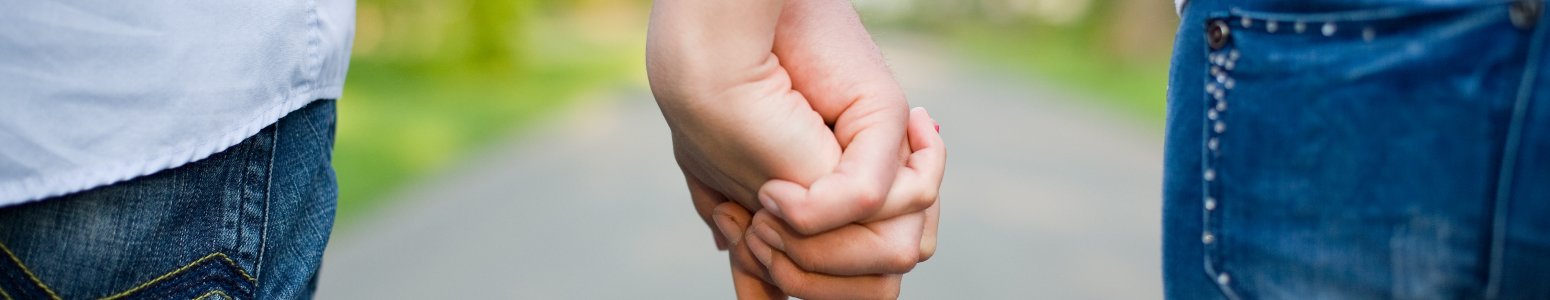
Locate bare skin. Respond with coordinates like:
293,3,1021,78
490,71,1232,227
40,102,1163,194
646,0,946,298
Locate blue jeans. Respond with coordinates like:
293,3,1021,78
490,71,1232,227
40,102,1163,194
1166,0,1550,299
0,100,337,300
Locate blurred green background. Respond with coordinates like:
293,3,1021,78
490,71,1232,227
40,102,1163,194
333,0,1179,225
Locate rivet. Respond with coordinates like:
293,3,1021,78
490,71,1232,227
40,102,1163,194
1322,22,1337,36
1207,109,1219,120
1216,99,1228,111
1205,168,1216,181
1217,273,1231,285
1241,17,1252,28
1225,60,1236,71
1294,20,1307,33
1512,0,1542,29
1208,137,1219,150
1203,233,1215,244
1211,66,1223,77
1208,20,1233,50
1362,27,1375,42
1215,121,1226,133
1224,78,1236,90
1266,20,1278,33
1217,74,1228,84
1206,82,1219,93
1213,89,1226,101
1205,197,1217,210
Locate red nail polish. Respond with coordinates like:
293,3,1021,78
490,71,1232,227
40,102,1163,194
934,124,940,132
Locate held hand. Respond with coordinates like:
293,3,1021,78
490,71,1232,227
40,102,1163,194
718,108,945,300
649,0,841,247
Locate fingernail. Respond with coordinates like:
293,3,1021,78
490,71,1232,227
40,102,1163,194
713,213,742,248
746,233,775,267
758,192,783,218
935,123,940,133
754,223,786,251
714,232,728,250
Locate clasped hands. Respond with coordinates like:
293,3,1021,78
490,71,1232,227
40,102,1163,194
647,0,946,298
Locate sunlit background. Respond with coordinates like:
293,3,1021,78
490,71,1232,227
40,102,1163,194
320,0,1180,298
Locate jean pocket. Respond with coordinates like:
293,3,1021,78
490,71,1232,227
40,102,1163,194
1197,3,1538,299
0,247,255,300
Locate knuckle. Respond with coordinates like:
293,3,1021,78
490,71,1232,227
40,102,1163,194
883,250,919,273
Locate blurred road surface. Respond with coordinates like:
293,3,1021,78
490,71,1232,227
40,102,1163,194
317,35,1166,299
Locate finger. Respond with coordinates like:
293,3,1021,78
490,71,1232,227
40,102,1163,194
761,107,947,233
755,0,909,235
919,199,940,262
684,161,732,250
750,210,925,275
718,203,788,300
746,235,903,300
858,107,946,223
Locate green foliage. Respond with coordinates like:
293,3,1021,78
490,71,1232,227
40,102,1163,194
860,0,1178,126
334,0,647,225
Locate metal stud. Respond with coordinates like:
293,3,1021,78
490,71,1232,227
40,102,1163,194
1241,17,1252,28
1512,0,1542,29
1205,168,1216,181
1208,137,1219,150
1207,109,1218,121
1322,22,1337,36
1213,89,1226,101
1205,197,1217,210
1211,66,1223,77
1229,49,1240,61
1203,233,1216,244
1266,20,1278,33
1216,98,1228,111
1363,27,1375,42
1206,82,1219,93
1295,21,1307,33
1217,273,1231,285
1224,60,1236,71
1224,78,1236,90
1215,121,1226,133
1208,20,1233,50
1216,74,1228,84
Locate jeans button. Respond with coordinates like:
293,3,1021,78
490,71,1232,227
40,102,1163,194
1207,20,1232,50
1512,0,1541,29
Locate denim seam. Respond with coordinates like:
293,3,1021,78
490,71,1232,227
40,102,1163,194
97,253,257,300
255,119,280,286
1200,18,1243,300
0,242,61,300
1485,1,1547,298
191,290,231,300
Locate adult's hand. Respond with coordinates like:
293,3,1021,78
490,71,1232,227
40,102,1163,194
715,108,945,300
649,0,931,246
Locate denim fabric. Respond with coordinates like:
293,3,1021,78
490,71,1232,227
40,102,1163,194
0,99,337,300
1166,1,1550,299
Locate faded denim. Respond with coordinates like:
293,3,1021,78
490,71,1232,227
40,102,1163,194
1166,0,1550,299
0,99,337,300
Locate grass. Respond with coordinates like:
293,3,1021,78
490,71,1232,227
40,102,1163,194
332,8,646,225
938,23,1174,127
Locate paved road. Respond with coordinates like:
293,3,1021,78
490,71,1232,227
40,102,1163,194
316,35,1166,299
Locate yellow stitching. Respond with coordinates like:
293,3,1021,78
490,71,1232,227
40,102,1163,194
0,286,14,300
99,253,255,300
191,290,231,300
0,242,62,300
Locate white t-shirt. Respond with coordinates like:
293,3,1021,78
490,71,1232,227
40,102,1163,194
0,0,356,206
